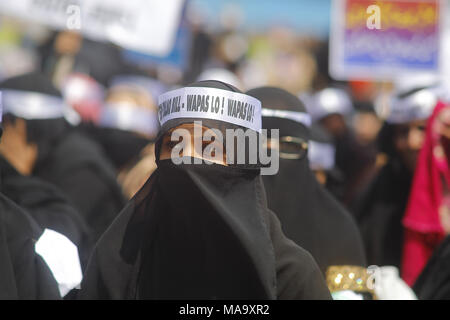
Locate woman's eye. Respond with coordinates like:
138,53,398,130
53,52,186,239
167,140,180,149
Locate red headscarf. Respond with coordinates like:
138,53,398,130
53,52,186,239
401,101,449,286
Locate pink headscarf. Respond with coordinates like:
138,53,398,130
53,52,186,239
401,101,449,286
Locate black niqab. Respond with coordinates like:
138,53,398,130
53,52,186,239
353,123,413,268
78,81,331,300
0,155,92,269
0,192,60,299
79,124,151,171
247,87,366,274
0,72,126,246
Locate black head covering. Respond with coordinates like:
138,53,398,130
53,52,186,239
78,81,331,300
0,185,61,299
0,87,60,299
80,125,151,171
0,155,93,270
247,86,366,274
0,71,62,97
0,72,70,168
1,73,126,249
79,71,161,171
353,121,412,268
352,88,432,268
414,235,450,299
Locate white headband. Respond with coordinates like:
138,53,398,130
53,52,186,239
158,87,262,132
2,89,66,120
385,89,437,124
306,88,353,121
308,141,336,170
98,103,159,136
261,108,311,127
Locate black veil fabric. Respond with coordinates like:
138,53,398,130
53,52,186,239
78,81,331,300
32,129,127,244
414,235,450,299
130,161,274,299
78,124,151,171
247,87,366,274
0,155,93,269
0,73,127,244
0,192,60,299
353,123,413,268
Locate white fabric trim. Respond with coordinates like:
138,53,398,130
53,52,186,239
331,290,364,300
305,88,353,121
2,89,66,120
261,108,311,127
158,87,262,132
308,141,335,170
385,89,437,124
34,229,83,297
372,266,417,300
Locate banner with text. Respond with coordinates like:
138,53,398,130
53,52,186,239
0,0,185,56
330,0,444,80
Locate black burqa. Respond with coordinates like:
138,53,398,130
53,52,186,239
247,87,366,275
0,73,127,245
0,193,61,299
333,128,376,205
0,155,92,269
414,235,450,299
0,121,60,299
352,123,412,268
78,81,331,300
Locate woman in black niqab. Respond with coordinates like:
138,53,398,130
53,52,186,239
246,87,366,275
78,81,331,300
0,115,60,299
0,72,126,246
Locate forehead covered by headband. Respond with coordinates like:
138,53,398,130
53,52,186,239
158,86,262,133
247,86,311,140
2,89,67,120
305,88,353,122
261,108,311,127
0,72,70,121
380,88,437,124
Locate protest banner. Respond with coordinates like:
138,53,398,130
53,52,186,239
330,0,445,80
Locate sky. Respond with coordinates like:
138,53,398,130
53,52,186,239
190,0,332,38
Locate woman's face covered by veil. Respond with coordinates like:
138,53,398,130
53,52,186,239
121,80,277,299
159,123,228,166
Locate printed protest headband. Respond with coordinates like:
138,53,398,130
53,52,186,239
261,108,311,127
2,89,66,119
158,87,262,132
